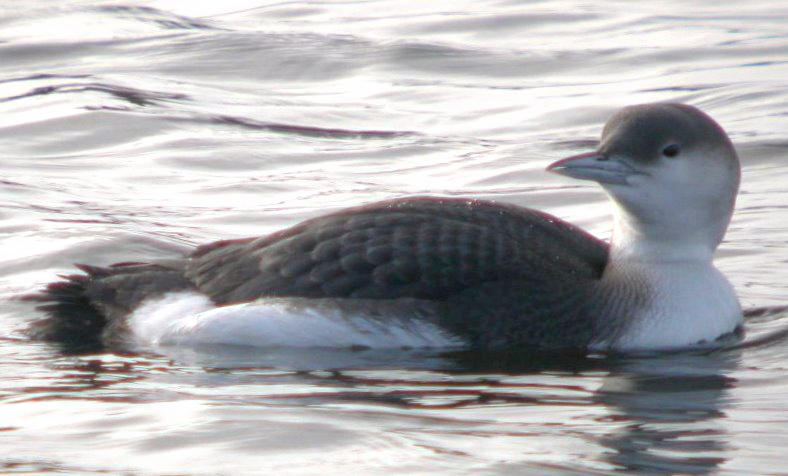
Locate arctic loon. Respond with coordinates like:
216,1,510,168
29,103,743,352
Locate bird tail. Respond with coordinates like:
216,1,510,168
24,262,194,352
24,265,111,351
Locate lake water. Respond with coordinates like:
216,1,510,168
1,1,788,474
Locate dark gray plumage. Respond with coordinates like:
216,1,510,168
29,197,609,350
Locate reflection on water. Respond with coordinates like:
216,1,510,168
597,352,739,474
1,0,788,474
1,343,746,474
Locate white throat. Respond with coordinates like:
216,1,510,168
609,203,719,264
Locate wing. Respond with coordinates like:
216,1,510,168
185,197,609,305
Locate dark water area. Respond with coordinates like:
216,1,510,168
1,1,788,474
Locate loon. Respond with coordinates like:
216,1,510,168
29,103,743,352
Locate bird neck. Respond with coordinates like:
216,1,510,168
592,205,742,351
608,204,719,265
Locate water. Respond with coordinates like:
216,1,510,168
1,1,788,474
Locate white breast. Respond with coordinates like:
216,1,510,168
595,262,742,351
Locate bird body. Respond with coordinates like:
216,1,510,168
29,103,744,352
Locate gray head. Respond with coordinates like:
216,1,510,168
548,103,740,261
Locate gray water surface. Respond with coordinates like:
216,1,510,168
1,1,788,474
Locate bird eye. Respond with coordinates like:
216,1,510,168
662,144,680,158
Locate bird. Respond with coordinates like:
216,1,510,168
28,103,744,352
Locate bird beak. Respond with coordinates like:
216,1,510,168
546,151,638,185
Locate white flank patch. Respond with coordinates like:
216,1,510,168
127,292,465,349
